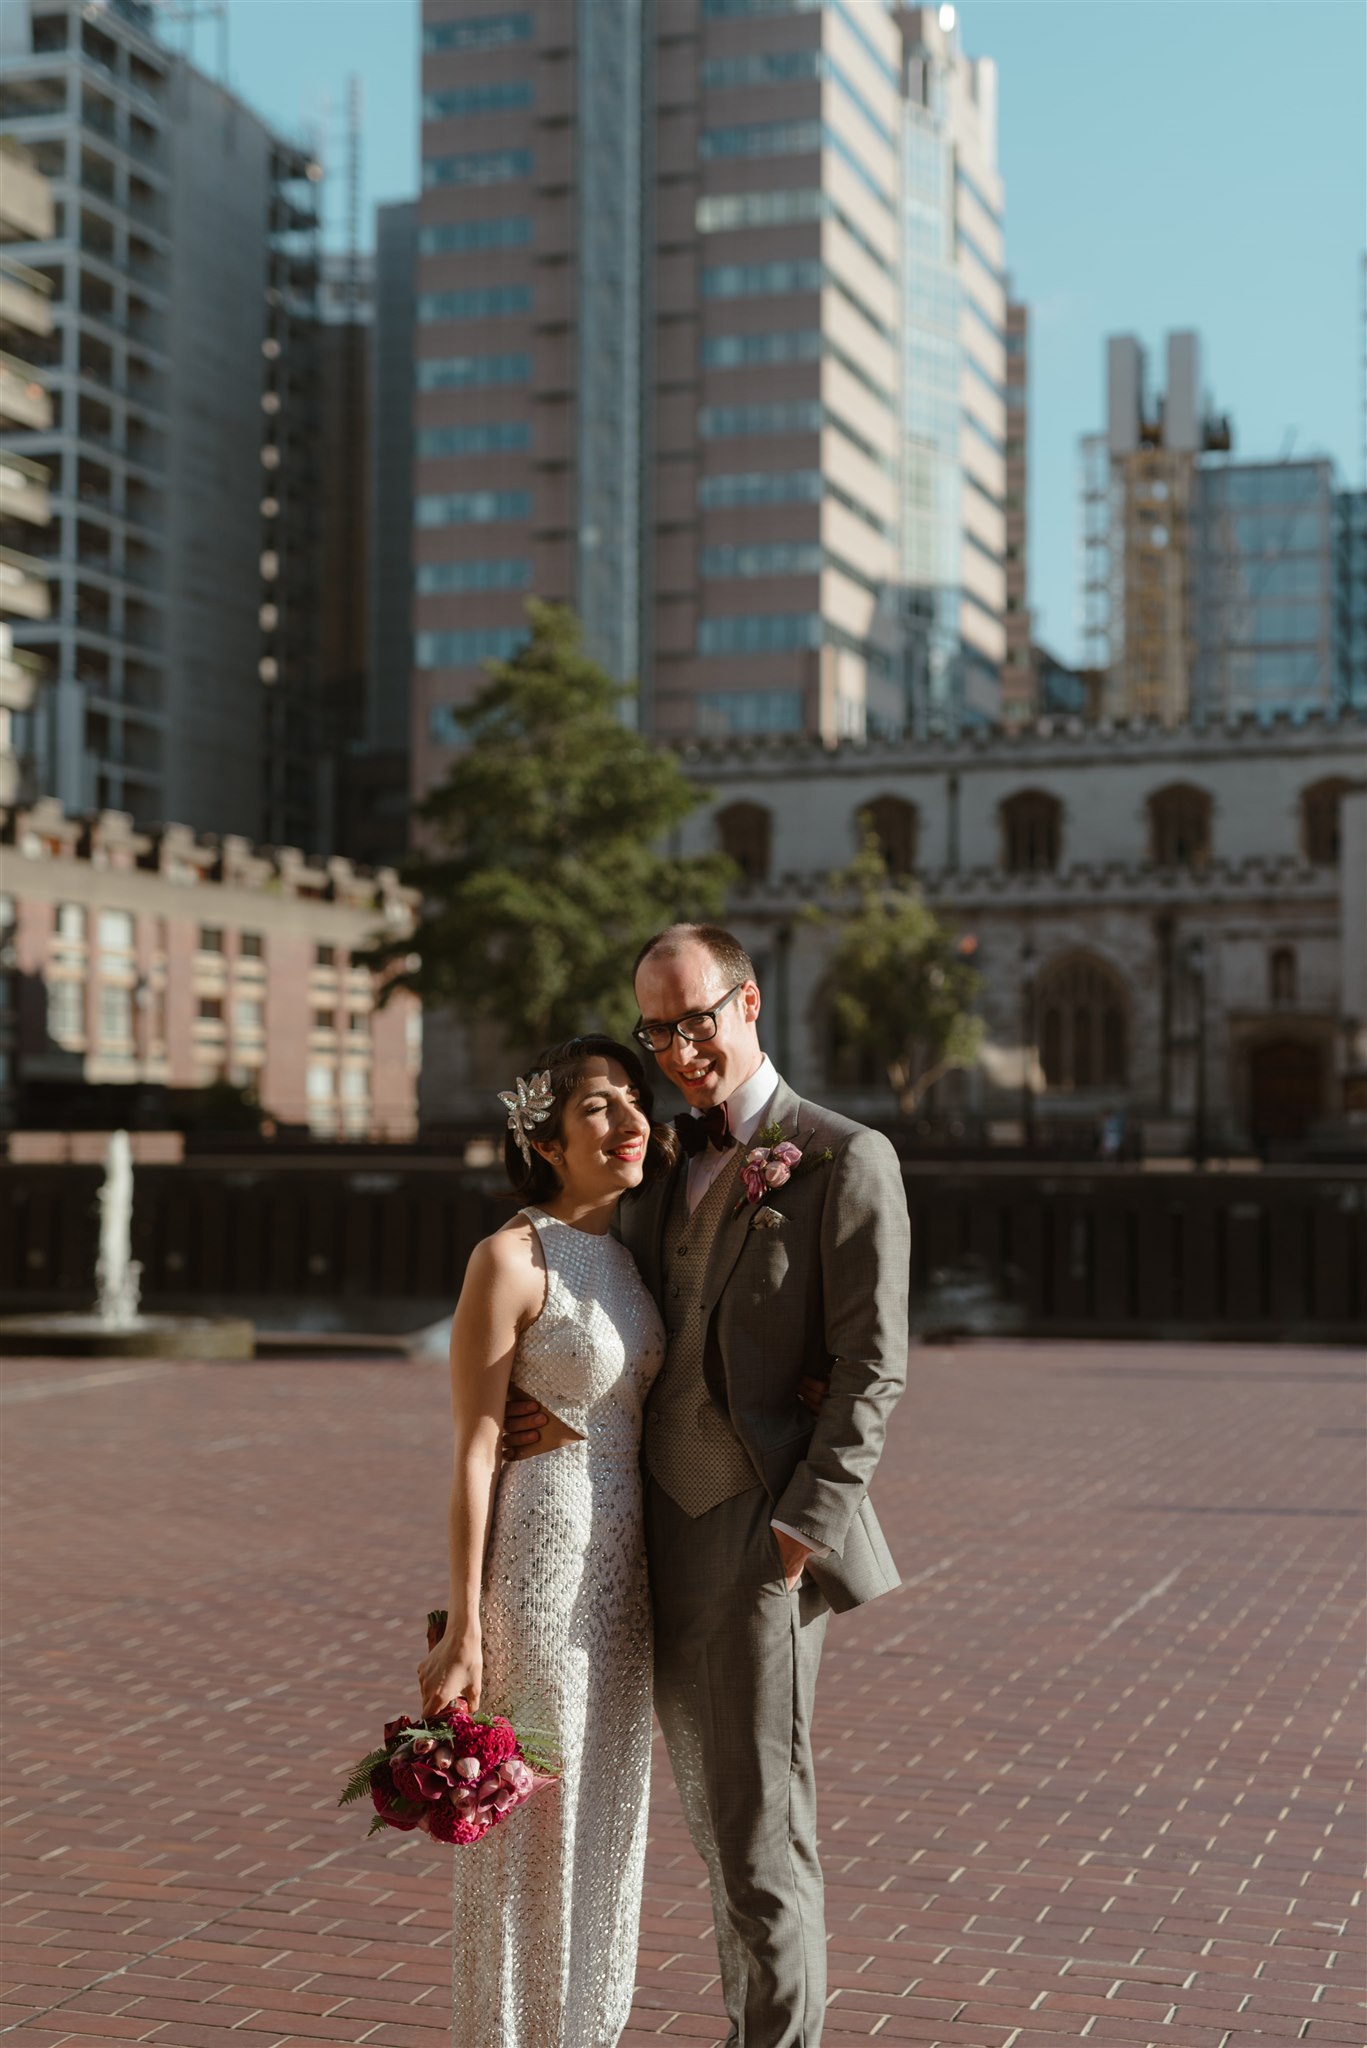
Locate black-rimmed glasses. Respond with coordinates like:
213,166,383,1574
632,983,744,1055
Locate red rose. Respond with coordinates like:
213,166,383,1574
383,1714,416,1746
369,1761,424,1833
391,1752,450,1803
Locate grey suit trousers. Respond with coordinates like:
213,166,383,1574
647,1475,830,2048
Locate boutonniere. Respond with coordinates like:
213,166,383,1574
732,1122,833,1219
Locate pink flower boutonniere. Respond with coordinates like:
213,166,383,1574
733,1121,833,1219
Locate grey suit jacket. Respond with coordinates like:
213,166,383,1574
620,1075,910,1614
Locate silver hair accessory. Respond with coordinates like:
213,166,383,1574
497,1069,556,1164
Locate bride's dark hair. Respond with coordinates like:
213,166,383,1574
503,1034,677,1204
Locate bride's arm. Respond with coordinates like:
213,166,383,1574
416,1226,540,1716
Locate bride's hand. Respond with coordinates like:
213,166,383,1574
417,1628,482,1718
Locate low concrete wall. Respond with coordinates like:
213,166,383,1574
1,1156,1362,1341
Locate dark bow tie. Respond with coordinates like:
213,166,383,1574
674,1104,735,1158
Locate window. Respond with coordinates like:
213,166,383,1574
717,801,772,884
1036,955,1129,1090
315,943,335,967
1301,778,1350,864
702,260,824,299
97,909,134,950
701,330,893,410
422,11,530,51
1269,947,1297,1007
197,925,224,953
312,1005,338,1032
340,1066,369,1103
701,541,824,580
417,628,528,668
415,558,531,595
1001,790,1061,873
416,353,530,392
699,469,822,509
698,613,822,655
865,795,918,877
416,490,530,527
99,984,133,1041
196,995,224,1021
1148,784,1212,870
416,422,530,459
306,1062,334,1100
417,286,532,323
234,997,265,1033
239,931,263,959
423,81,533,119
55,903,86,942
418,217,531,255
47,979,85,1045
347,1011,368,1035
697,690,804,735
423,150,531,190
699,401,823,440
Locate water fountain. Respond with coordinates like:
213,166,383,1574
0,1131,254,1359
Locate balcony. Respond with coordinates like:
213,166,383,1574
0,138,56,242
0,254,54,340
0,450,51,526
0,351,51,431
0,544,52,620
0,624,45,712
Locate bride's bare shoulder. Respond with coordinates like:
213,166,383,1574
461,1211,544,1302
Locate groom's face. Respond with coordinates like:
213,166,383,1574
634,939,763,1110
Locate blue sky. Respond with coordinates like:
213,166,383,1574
215,0,1365,666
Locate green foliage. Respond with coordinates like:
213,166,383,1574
338,1747,392,1807
365,603,733,1047
809,817,985,1117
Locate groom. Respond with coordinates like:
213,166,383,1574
515,923,909,2047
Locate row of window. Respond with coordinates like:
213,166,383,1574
696,187,893,278
423,80,532,120
416,420,530,459
700,540,880,594
418,215,531,255
416,489,529,527
698,398,893,475
699,120,895,214
698,468,891,539
419,628,527,671
711,779,1351,882
423,149,530,190
417,285,532,324
415,556,530,595
422,10,530,52
48,911,351,969
702,258,893,341
701,45,894,149
699,612,891,673
417,352,529,392
701,327,893,411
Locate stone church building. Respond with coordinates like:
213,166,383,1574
669,711,1366,1154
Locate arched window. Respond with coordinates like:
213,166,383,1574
1301,778,1351,865
1269,945,1297,1006
1034,953,1130,1091
1148,783,1212,869
1001,789,1061,873
716,800,772,884
864,795,918,877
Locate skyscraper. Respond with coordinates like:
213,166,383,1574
1000,292,1031,718
411,0,1008,802
0,134,55,802
1191,459,1337,720
0,0,325,842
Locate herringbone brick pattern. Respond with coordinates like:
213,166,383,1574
1,1341,1362,2047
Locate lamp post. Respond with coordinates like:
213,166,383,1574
1020,935,1036,1150
1186,935,1208,1167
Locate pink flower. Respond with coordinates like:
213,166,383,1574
772,1141,802,1168
762,1157,791,1188
741,1162,767,1204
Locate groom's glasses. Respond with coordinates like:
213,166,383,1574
632,983,743,1054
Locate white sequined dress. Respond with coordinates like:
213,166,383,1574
451,1206,664,2048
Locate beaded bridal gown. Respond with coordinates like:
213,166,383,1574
451,1206,664,2048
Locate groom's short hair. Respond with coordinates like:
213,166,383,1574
634,922,756,990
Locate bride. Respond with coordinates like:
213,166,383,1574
416,1034,669,2048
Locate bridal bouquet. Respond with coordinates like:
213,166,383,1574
339,1610,558,1844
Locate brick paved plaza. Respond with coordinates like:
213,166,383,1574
2,1340,1363,2048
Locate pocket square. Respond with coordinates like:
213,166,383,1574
751,1207,783,1230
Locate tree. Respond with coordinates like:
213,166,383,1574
810,817,985,1117
366,603,733,1046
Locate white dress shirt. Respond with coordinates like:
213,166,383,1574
679,1054,830,1569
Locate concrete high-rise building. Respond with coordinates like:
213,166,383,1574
1190,458,1337,720
411,0,1008,802
0,0,325,843
1001,292,1031,718
1081,331,1231,724
0,133,55,802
